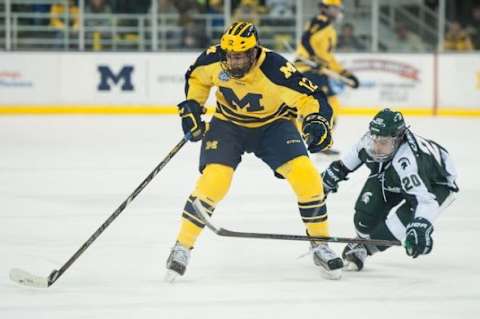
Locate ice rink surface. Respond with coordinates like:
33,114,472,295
1,115,479,319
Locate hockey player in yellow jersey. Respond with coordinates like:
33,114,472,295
165,21,344,282
295,0,360,155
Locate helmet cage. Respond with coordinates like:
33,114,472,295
366,108,407,162
365,133,402,162
220,48,257,78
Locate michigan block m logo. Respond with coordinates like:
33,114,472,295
219,87,264,112
97,65,134,91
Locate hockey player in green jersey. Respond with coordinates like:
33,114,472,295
321,108,459,271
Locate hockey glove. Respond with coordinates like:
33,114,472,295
340,70,360,89
404,217,434,258
321,160,350,194
302,113,332,153
178,100,206,142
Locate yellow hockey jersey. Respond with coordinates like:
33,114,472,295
295,14,344,73
185,45,332,128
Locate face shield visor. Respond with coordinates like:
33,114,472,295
221,47,257,78
365,133,400,162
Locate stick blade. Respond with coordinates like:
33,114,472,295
9,268,49,288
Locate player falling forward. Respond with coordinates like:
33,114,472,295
321,108,459,270
294,0,360,155
165,21,344,282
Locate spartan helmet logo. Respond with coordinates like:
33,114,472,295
394,113,403,122
372,118,386,127
361,192,373,204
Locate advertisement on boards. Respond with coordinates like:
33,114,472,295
60,53,149,104
0,54,61,104
336,53,434,108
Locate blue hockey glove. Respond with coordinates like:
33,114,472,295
302,113,332,153
178,100,206,142
321,160,350,194
405,217,434,258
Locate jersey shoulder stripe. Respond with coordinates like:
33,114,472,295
192,45,223,68
185,45,223,95
260,50,314,95
310,14,331,31
186,45,223,80
301,15,331,56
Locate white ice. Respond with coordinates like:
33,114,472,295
1,115,479,319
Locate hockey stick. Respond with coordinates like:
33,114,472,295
192,199,402,247
282,40,356,88
9,134,190,288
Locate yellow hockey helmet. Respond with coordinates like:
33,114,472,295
321,0,343,7
220,21,258,53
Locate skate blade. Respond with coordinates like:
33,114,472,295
316,266,342,280
164,270,180,283
343,261,361,272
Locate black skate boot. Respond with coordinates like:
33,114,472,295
165,242,191,283
342,243,368,271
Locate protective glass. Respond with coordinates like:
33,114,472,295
365,133,398,162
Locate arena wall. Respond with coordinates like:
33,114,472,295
0,52,479,116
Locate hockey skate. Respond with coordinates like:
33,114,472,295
311,242,343,280
165,242,191,283
342,243,368,271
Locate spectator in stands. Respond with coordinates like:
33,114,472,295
266,0,293,18
233,0,264,25
85,0,113,51
155,0,178,14
207,0,224,27
388,22,426,53
32,4,51,26
180,15,209,49
86,0,112,14
465,5,480,50
113,0,150,13
174,0,204,16
337,23,365,52
444,21,473,51
50,0,80,49
206,0,225,46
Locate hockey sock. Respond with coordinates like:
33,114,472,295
176,164,234,248
177,195,213,248
277,156,329,237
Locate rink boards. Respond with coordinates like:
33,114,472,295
0,52,479,116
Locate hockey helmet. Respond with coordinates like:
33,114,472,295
366,108,407,162
220,22,259,78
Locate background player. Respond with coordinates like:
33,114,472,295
294,0,360,155
321,108,459,271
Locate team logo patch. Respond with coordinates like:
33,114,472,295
206,140,218,150
398,157,411,170
219,70,230,81
361,192,372,204
372,118,385,127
